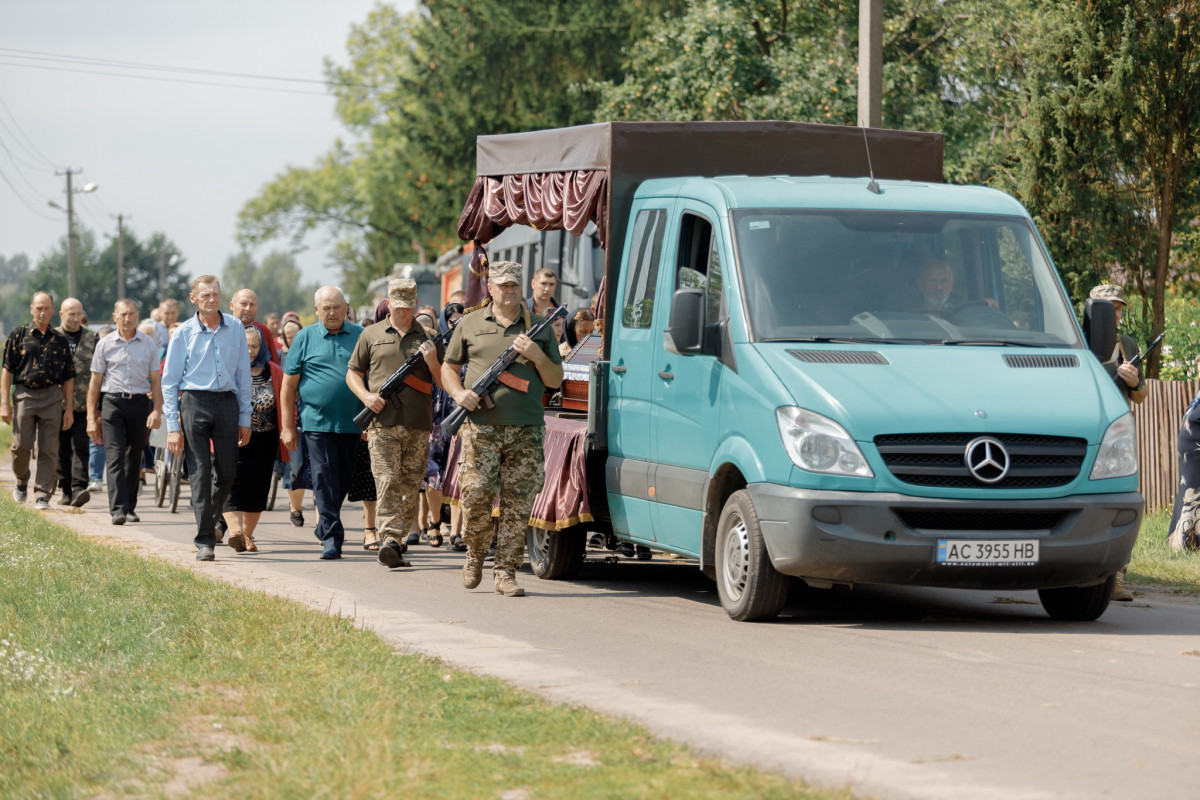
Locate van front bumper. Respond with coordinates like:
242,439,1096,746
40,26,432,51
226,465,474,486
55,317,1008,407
747,484,1142,590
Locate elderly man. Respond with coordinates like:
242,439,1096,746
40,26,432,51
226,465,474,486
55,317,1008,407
162,276,252,561
88,299,163,524
280,285,364,560
2,291,76,510
442,261,563,597
229,287,279,364
347,278,443,568
153,298,179,356
55,297,98,507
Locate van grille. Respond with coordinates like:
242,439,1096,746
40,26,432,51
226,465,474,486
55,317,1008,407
894,509,1067,531
874,433,1087,488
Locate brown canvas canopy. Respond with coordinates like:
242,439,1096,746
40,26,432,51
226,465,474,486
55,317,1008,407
456,120,945,317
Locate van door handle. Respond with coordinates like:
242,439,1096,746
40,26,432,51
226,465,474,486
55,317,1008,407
612,365,627,374
658,371,674,381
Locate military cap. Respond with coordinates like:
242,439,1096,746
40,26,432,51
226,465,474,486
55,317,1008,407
388,278,418,308
488,261,523,285
1089,284,1126,305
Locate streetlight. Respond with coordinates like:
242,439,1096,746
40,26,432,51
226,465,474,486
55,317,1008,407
157,251,180,300
48,169,99,298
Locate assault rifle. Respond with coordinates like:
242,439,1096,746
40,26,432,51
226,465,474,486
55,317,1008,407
443,305,568,435
353,324,455,431
1126,331,1165,369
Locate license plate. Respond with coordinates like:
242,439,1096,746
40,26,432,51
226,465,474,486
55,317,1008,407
937,539,1039,566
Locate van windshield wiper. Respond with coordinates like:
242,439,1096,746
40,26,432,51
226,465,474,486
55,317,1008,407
786,337,927,345
941,339,1047,347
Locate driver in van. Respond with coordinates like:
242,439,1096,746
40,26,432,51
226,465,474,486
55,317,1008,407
913,259,956,314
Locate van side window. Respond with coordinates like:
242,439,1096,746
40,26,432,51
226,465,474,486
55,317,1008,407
623,209,666,329
677,213,723,327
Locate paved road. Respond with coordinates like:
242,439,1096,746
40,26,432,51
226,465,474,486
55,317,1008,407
30,479,1200,800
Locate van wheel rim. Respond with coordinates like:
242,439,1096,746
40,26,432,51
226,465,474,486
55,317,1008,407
720,518,750,602
530,527,549,568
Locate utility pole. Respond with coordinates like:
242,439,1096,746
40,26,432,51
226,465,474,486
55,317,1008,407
858,0,883,128
58,168,80,298
115,214,129,300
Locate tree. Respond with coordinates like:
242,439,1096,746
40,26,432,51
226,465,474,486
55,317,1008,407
590,0,1034,183
0,252,32,337
28,226,190,324
221,250,318,317
1012,1,1200,377
238,0,685,304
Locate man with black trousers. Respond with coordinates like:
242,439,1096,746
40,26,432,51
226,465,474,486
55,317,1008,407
88,298,163,525
55,297,97,507
161,276,251,561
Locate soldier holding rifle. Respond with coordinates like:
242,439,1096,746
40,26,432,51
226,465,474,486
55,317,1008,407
441,261,563,597
346,278,444,569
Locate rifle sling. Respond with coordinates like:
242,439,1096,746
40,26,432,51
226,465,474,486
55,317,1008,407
402,374,433,395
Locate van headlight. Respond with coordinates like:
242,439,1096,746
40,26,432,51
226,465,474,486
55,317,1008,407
776,407,873,477
1090,412,1138,480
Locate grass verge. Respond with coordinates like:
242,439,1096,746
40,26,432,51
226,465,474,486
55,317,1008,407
0,495,836,799
1129,508,1200,593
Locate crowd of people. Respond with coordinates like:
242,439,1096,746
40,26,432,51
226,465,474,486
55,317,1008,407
3,264,569,597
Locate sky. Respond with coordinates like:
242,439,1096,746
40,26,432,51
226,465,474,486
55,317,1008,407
0,1,416,292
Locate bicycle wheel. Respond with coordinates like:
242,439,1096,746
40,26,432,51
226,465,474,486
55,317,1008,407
168,452,183,514
154,448,169,507
266,469,280,511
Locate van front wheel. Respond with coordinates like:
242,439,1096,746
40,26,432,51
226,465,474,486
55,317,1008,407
1037,574,1115,621
527,525,585,580
715,490,788,621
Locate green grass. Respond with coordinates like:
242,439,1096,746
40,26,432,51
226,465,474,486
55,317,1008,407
0,496,837,799
1129,508,1200,593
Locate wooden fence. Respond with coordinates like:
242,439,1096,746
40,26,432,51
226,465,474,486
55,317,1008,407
1133,379,1199,513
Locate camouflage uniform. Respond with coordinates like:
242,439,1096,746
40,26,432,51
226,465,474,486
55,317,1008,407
368,425,431,548
458,420,546,571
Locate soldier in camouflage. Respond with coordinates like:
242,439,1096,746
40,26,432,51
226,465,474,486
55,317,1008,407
347,278,444,569
441,260,563,597
1,291,77,510
55,297,98,507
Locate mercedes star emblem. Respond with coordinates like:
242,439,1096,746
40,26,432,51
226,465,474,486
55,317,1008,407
964,436,1010,484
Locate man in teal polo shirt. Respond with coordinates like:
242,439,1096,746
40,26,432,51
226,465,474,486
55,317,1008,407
279,285,364,559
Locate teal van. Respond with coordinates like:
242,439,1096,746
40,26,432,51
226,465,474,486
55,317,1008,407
458,122,1141,622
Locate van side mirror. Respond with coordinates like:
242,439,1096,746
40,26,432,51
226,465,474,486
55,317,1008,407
1083,298,1116,362
665,289,704,354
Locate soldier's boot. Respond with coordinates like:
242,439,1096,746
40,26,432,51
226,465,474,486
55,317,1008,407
462,551,486,589
494,569,526,597
1111,568,1134,602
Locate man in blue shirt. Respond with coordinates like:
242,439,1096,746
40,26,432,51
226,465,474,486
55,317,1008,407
162,275,252,562
280,285,364,560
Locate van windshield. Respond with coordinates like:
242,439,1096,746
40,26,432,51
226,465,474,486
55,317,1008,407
733,210,1082,347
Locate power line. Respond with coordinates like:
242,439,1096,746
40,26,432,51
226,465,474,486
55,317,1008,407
0,46,369,88
0,59,337,96
0,163,59,221
0,129,56,199
0,94,59,169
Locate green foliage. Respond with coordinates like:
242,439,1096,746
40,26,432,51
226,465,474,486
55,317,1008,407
0,252,32,337
591,0,1033,184
1011,2,1200,377
238,1,684,305
221,250,319,317
24,228,189,325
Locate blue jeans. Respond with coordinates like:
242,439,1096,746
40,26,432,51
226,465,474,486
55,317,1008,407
89,441,105,482
303,431,359,556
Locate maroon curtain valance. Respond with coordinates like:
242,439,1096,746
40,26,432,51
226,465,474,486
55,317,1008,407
457,170,609,249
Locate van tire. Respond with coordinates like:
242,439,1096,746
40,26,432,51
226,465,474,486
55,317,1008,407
1037,574,1115,621
715,490,788,621
527,524,585,580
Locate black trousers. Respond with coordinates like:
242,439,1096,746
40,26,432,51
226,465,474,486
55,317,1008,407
58,411,90,496
180,391,240,548
101,393,150,515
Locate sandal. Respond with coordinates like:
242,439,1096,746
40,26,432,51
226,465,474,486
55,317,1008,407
363,527,380,550
427,525,443,548
227,530,246,553
245,535,258,553
450,533,467,552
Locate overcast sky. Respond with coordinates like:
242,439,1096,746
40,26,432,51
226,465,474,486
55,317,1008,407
0,1,415,296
